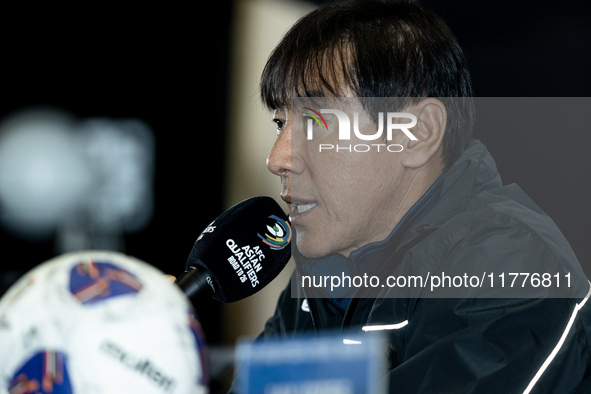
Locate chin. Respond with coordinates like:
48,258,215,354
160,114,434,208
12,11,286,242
294,232,340,260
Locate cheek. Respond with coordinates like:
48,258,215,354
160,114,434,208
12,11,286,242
316,154,389,208
337,157,400,212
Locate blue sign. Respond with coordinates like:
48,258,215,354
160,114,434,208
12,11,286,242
235,331,386,393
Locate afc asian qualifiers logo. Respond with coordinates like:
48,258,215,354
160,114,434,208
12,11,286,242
258,215,292,250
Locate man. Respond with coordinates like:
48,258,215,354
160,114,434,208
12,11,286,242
249,0,591,392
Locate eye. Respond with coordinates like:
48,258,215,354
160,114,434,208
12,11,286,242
273,118,285,134
272,109,288,135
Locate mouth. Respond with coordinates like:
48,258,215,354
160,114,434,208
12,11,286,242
282,195,317,221
292,202,317,215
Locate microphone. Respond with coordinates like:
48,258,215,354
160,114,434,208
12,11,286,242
175,196,292,303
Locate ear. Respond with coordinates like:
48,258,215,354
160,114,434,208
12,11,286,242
401,98,446,169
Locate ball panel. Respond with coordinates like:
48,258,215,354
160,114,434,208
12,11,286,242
69,261,143,305
8,351,73,394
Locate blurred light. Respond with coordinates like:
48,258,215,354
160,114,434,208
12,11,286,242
0,107,154,253
0,108,90,238
77,117,154,234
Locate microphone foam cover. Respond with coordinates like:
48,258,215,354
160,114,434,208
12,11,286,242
186,196,291,303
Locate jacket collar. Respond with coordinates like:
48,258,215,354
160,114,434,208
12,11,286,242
419,139,502,226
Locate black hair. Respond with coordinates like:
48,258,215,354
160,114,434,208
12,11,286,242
260,0,474,168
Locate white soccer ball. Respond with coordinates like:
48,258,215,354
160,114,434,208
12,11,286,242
0,250,208,394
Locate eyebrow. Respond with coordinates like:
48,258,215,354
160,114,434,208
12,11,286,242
272,109,287,119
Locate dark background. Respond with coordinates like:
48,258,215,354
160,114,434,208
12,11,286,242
0,0,589,350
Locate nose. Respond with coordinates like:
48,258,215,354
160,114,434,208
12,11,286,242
267,123,292,176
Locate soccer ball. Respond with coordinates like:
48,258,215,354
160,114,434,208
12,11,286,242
0,250,208,394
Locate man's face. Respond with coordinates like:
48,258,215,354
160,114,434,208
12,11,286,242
267,100,414,259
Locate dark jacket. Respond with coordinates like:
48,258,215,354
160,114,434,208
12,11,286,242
256,139,591,393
